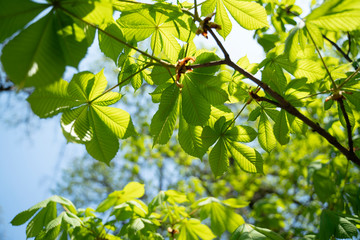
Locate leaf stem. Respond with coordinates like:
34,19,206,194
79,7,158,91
304,26,337,89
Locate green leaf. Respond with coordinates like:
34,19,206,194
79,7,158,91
11,209,39,226
209,138,229,177
179,114,210,159
54,11,90,68
313,168,336,203
258,112,276,152
182,75,211,125
1,13,65,87
273,109,290,145
151,84,180,145
97,182,145,212
231,224,284,240
177,219,216,240
227,141,263,173
98,21,125,64
0,0,48,42
205,0,268,38
307,0,360,31
222,0,269,30
60,0,113,26
118,8,194,62
197,198,245,236
274,55,325,83
225,125,257,143
27,79,78,118
215,0,232,39
319,210,359,240
201,0,216,17
86,107,120,164
92,105,137,139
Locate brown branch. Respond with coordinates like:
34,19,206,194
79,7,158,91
323,34,353,64
347,32,352,57
232,72,360,166
338,99,354,154
186,59,227,70
207,28,230,60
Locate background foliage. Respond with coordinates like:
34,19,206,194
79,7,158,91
1,0,360,239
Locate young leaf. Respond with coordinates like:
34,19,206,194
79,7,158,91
197,198,245,236
177,219,216,240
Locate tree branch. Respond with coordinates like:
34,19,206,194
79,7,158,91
338,99,354,154
323,34,353,64
230,68,360,166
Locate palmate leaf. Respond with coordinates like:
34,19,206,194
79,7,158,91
0,0,48,42
28,70,136,164
201,0,269,39
177,219,216,240
196,197,245,236
97,182,145,212
117,7,194,62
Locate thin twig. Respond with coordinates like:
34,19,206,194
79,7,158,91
186,59,227,70
338,99,354,153
207,28,230,60
337,66,360,90
322,34,353,64
347,32,351,57
305,27,336,88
